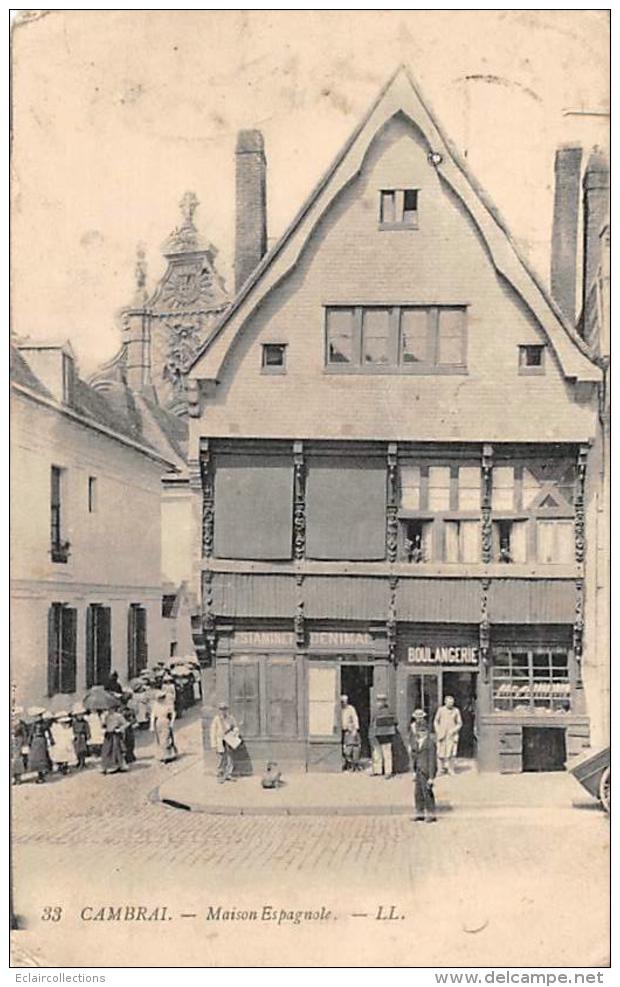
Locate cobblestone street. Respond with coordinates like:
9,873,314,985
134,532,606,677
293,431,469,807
11,712,610,968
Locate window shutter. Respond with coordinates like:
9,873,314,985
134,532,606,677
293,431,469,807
306,459,386,560
136,606,148,672
61,607,77,694
214,456,294,560
231,662,260,737
127,605,136,680
85,606,95,689
100,607,112,684
268,660,297,737
47,604,59,697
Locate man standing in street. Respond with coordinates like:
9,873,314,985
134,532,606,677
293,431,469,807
209,701,239,783
340,694,360,771
409,709,437,822
434,694,463,775
369,693,397,778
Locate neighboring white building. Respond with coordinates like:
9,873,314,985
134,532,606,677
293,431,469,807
10,341,178,708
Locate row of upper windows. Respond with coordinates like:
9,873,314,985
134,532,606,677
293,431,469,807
402,518,574,565
400,464,574,514
261,307,546,375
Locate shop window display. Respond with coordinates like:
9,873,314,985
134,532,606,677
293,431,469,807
492,648,571,713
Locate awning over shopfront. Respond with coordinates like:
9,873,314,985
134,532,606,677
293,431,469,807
396,579,481,623
488,579,577,623
213,573,297,618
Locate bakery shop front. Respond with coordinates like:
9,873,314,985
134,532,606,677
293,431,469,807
396,627,480,761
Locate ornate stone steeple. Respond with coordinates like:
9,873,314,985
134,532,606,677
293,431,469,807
89,193,229,417
148,192,229,415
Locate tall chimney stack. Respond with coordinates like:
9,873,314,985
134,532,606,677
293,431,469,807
550,145,582,324
581,145,610,324
235,129,267,292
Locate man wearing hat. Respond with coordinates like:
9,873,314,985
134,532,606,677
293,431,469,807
209,702,240,783
71,704,91,769
409,709,438,823
369,693,397,778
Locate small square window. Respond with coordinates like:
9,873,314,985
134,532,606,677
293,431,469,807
519,345,545,374
379,189,419,228
261,343,287,374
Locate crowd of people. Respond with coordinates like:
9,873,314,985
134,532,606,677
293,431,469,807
11,658,201,785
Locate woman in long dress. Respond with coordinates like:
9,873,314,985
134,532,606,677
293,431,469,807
12,710,27,784
150,692,175,762
27,710,52,783
50,713,78,774
100,709,128,774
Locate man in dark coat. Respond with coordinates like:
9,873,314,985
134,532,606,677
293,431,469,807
409,709,438,823
105,671,123,695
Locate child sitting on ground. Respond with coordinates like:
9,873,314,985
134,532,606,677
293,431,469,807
261,761,282,789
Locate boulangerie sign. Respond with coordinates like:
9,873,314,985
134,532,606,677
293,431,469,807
407,645,479,665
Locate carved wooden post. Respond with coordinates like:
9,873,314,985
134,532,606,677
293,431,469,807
386,443,399,563
480,578,491,683
293,441,306,561
573,578,584,688
199,437,214,558
294,572,305,648
387,576,398,663
202,569,217,657
481,444,493,563
574,445,588,564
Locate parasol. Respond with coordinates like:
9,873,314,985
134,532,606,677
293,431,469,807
83,687,121,712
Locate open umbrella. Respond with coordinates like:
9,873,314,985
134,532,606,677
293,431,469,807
83,687,121,712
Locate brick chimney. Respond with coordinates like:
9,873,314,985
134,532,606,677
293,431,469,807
550,145,582,325
581,146,610,323
235,129,267,292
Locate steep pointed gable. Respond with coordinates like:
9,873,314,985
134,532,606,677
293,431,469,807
189,66,600,386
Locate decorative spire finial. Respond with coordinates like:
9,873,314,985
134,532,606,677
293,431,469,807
132,242,148,306
163,191,212,256
180,191,199,226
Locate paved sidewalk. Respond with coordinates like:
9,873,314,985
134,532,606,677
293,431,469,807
158,757,597,815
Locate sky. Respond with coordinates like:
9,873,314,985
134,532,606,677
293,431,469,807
11,9,609,373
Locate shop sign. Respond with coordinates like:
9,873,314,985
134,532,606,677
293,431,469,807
309,631,373,648
234,631,295,647
408,645,478,666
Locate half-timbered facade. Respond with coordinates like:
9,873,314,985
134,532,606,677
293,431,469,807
187,68,603,772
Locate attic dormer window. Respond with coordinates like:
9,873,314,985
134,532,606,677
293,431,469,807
379,189,419,229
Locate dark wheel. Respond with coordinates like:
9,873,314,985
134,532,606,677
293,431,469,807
599,767,610,814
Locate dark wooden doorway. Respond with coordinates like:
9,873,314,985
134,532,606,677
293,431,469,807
442,670,477,758
341,664,373,758
522,727,566,772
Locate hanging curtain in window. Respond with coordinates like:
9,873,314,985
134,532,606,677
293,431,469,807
511,521,528,563
444,521,460,562
461,521,480,563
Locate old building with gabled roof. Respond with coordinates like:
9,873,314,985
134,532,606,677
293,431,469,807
189,68,606,771
10,339,179,708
